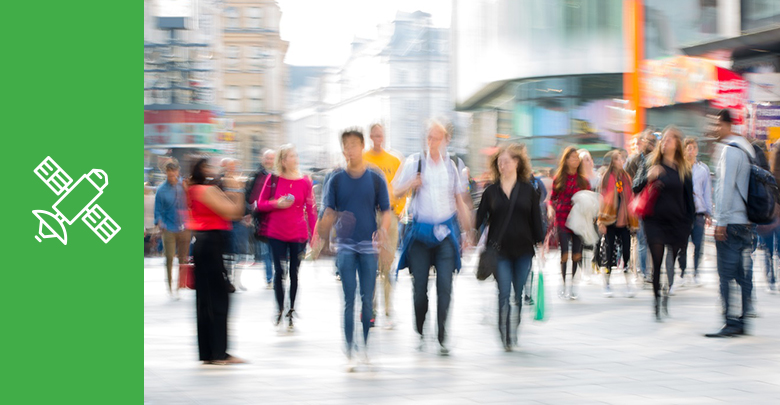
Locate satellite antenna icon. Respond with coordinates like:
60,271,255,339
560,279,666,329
33,156,121,245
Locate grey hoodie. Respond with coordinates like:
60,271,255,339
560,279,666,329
714,135,754,226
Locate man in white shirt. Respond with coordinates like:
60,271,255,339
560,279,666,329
393,120,473,355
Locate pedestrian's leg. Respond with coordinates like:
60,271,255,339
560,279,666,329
571,233,582,278
434,241,456,346
739,227,754,319
176,230,191,293
338,250,358,354
162,229,176,293
716,234,739,325
513,255,533,342
692,216,705,278
649,243,665,319
408,240,432,337
559,229,570,285
288,242,305,310
262,241,274,284
358,253,378,346
494,257,512,347
268,239,286,314
638,220,648,278
770,231,778,286
620,228,631,271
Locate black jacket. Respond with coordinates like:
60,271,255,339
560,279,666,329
476,180,544,258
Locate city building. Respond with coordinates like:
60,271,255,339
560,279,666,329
452,0,778,171
285,11,453,170
220,0,288,169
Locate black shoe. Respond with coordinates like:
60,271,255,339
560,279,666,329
273,311,283,326
286,309,295,331
705,326,739,338
524,295,534,306
661,296,669,317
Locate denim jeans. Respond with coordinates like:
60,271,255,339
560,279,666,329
255,240,274,283
637,219,648,277
495,254,533,346
408,239,456,345
337,249,377,353
690,215,706,276
715,224,754,329
759,229,778,285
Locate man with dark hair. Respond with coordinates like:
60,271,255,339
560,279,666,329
154,159,190,299
317,129,392,371
707,109,755,337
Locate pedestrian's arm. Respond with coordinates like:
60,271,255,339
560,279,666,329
154,189,162,227
305,177,318,240
201,185,244,220
256,176,281,211
632,161,648,194
704,170,714,217
714,148,738,225
392,157,418,199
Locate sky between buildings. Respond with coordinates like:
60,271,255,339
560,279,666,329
278,0,451,66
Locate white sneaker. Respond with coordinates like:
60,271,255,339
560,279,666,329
668,285,676,296
767,283,777,294
603,285,613,298
569,285,579,300
678,277,687,288
693,275,702,287
558,285,567,299
345,356,358,373
383,317,395,330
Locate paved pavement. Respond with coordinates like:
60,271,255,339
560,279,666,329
145,243,780,404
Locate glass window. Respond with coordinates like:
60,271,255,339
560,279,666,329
225,7,239,29
247,86,264,112
250,46,265,69
247,7,263,29
226,46,240,69
225,86,242,112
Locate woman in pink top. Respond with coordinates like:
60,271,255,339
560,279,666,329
257,144,317,331
187,158,246,365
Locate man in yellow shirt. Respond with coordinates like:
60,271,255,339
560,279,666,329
363,123,404,329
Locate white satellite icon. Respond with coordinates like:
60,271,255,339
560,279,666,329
33,156,121,245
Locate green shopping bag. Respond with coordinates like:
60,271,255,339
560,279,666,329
534,272,545,321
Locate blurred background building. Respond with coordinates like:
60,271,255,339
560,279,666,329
144,0,287,181
452,0,780,173
285,11,454,171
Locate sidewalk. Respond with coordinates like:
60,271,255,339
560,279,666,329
144,245,780,405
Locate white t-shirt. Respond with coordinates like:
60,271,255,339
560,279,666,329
393,152,465,224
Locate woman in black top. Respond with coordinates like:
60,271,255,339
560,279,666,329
476,143,544,351
633,126,694,321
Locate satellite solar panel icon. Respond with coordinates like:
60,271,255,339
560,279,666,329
35,156,73,196
82,204,121,243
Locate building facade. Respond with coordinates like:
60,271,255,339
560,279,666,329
285,11,453,171
220,0,288,169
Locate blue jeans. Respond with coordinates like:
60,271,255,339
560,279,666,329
495,254,533,346
691,215,706,275
408,239,456,345
759,229,778,285
637,220,648,277
255,240,274,283
337,249,377,352
715,224,754,329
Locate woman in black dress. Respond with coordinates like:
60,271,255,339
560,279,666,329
633,126,694,321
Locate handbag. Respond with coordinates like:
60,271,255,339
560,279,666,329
253,174,279,242
477,185,519,280
629,180,660,219
178,263,195,290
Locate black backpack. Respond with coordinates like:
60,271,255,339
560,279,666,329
727,143,780,225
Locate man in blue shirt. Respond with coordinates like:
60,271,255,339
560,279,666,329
154,160,190,299
317,129,392,371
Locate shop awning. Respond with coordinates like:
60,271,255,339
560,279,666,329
682,27,780,58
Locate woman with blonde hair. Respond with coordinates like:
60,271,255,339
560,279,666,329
550,146,591,299
633,126,694,320
476,143,544,351
257,144,318,331
597,150,638,297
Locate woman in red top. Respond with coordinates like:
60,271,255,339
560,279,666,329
550,146,590,299
187,158,246,365
257,144,317,331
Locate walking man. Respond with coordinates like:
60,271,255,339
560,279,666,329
363,123,404,329
317,129,392,370
684,137,712,287
246,149,276,288
707,109,754,337
154,159,191,299
393,120,474,355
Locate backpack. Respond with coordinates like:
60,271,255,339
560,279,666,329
727,143,780,225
